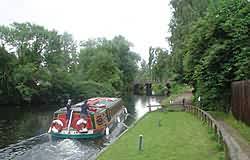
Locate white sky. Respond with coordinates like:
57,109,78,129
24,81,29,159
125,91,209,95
0,0,172,61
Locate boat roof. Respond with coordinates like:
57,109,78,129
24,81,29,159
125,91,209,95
54,97,121,114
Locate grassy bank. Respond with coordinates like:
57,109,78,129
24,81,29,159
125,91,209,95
211,112,250,144
98,112,223,160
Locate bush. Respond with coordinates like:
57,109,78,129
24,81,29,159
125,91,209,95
152,83,166,95
184,0,250,111
72,81,116,100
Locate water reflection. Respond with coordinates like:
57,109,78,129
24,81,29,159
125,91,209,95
0,106,55,149
123,95,164,126
133,95,163,119
0,95,164,160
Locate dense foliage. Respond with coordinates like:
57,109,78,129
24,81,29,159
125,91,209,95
169,0,250,111
168,0,213,82
78,37,140,92
0,23,140,105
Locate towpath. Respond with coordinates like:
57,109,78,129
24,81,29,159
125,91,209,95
171,91,250,160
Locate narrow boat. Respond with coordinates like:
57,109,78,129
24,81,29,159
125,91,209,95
48,97,127,139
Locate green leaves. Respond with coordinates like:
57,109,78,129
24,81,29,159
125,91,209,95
0,22,139,104
176,0,250,111
86,50,122,89
78,36,139,93
169,0,211,82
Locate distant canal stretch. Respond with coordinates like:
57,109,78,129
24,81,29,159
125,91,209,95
0,95,164,160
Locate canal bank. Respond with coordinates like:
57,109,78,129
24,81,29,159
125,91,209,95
97,111,224,160
92,103,153,160
97,87,224,160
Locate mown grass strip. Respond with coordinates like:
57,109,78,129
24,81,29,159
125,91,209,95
98,112,224,160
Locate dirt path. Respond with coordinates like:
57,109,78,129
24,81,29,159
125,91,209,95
167,90,193,111
172,90,193,105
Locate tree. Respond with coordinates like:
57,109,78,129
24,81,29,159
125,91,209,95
0,47,18,103
0,23,77,104
0,23,141,105
78,36,140,92
86,50,122,90
168,0,212,82
111,36,140,90
135,59,150,81
174,0,250,111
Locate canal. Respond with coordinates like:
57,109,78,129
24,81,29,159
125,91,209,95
0,95,164,160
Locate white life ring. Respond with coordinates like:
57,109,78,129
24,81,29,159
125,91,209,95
51,119,63,133
77,118,87,125
77,118,88,133
52,119,64,126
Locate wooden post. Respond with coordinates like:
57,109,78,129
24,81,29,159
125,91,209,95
198,109,200,119
204,114,207,124
201,112,203,121
210,119,213,129
208,118,211,129
203,113,206,124
158,120,162,127
207,116,209,126
139,135,143,151
201,111,203,121
218,131,223,144
224,141,230,160
214,125,218,140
